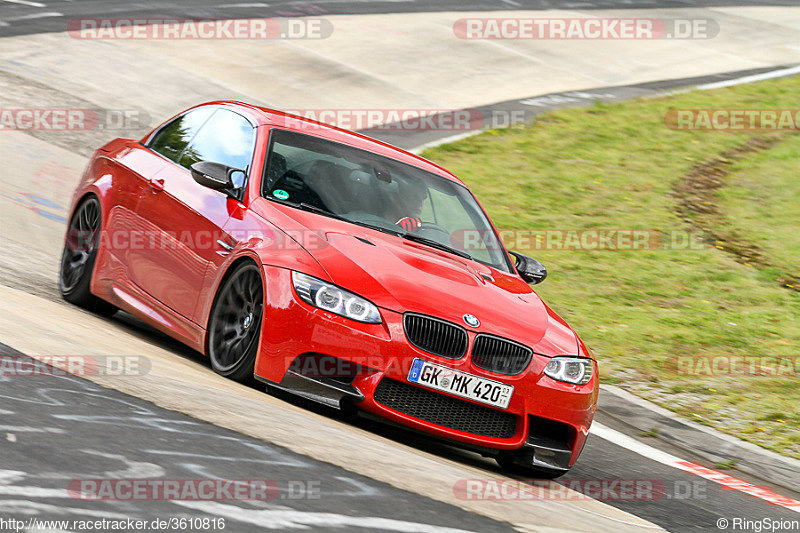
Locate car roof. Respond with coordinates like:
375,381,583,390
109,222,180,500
195,100,466,186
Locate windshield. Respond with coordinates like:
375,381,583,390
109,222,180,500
262,129,512,272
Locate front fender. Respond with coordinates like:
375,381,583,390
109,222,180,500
194,208,329,340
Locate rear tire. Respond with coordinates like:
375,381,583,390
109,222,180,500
207,263,264,383
59,196,117,317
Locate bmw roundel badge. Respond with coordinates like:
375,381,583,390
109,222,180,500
463,314,480,327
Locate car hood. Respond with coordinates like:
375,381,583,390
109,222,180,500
253,200,579,356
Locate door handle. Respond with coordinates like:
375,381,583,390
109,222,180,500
149,178,165,192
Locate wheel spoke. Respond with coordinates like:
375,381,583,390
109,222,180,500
79,206,89,232
61,199,101,294
247,277,259,304
209,266,263,374
87,203,99,229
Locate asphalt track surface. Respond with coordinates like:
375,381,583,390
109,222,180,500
1,0,799,38
363,66,798,150
1,0,799,532
0,343,515,533
2,319,799,532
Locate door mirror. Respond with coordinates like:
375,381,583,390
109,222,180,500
190,161,243,193
509,251,547,285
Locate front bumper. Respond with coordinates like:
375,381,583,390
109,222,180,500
254,266,598,467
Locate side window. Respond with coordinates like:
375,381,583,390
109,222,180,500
178,109,256,187
148,108,214,162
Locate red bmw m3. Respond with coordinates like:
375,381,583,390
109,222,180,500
59,101,598,477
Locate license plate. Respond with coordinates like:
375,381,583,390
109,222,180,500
407,358,513,409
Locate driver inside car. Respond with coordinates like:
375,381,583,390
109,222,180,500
390,181,429,233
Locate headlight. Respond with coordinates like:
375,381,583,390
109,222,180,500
291,271,382,324
544,357,593,385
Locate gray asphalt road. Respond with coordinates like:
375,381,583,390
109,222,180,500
361,410,800,533
1,0,798,38
4,303,799,533
0,343,514,533
361,66,797,150
1,1,799,531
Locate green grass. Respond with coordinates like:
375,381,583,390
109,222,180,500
422,75,800,458
717,136,800,284
713,459,739,470
639,427,660,438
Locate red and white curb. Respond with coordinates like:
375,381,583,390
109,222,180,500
591,423,800,512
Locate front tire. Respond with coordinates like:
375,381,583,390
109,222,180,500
59,196,117,317
207,263,264,383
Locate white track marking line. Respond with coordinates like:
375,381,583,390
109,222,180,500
410,130,483,154
695,64,800,90
0,486,67,498
217,2,270,7
0,0,46,6
0,11,61,22
411,65,800,155
291,0,413,3
0,426,64,433
591,422,800,513
601,384,800,471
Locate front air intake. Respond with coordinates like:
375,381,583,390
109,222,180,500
403,313,468,359
471,334,533,375
374,378,517,439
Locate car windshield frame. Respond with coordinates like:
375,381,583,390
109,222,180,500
260,128,514,273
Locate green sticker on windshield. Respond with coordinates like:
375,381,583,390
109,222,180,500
273,189,289,200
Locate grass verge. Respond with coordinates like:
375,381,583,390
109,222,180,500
422,75,800,458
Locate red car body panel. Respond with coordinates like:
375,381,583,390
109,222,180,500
67,101,598,469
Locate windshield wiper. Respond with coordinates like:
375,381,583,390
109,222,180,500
270,198,348,222
298,203,407,237
272,199,401,236
298,202,348,221
401,233,472,260
270,199,469,257
268,196,346,222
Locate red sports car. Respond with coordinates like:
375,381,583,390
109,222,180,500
60,101,598,477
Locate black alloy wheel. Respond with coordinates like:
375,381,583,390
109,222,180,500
208,263,264,382
59,196,117,316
